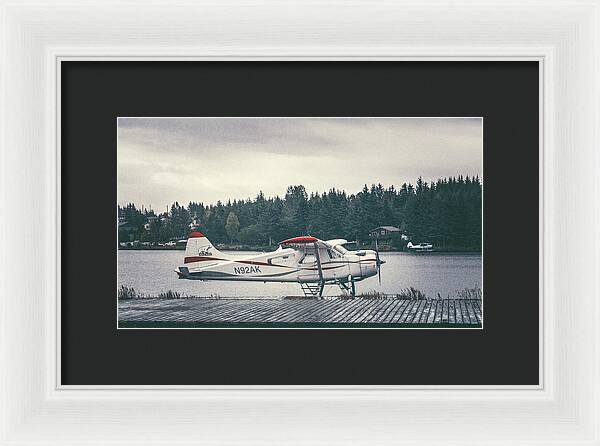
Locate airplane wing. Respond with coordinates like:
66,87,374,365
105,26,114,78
325,239,349,249
279,236,330,250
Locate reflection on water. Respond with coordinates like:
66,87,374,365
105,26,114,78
118,250,482,298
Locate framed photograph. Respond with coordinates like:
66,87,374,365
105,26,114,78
116,116,484,329
1,1,599,445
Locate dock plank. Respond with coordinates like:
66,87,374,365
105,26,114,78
466,300,477,325
227,299,290,322
377,300,404,323
306,299,350,323
415,300,430,324
344,300,381,323
460,300,471,324
353,300,381,323
393,300,415,324
454,300,463,324
327,299,361,322
442,299,448,324
434,300,443,324
262,299,315,322
448,300,456,324
273,299,321,323
472,300,482,324
367,299,397,323
204,300,279,323
408,300,426,323
329,299,367,323
398,300,417,323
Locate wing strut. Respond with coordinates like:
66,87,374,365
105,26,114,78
313,241,325,298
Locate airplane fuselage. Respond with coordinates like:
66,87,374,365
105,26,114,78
178,246,379,283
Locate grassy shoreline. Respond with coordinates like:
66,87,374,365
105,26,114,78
117,285,482,301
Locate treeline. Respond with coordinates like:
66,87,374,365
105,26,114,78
118,175,482,250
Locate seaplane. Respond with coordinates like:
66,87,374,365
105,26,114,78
407,241,434,252
175,231,385,297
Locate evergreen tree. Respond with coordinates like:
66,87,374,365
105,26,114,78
225,211,240,243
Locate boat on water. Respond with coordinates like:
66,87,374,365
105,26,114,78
407,242,434,253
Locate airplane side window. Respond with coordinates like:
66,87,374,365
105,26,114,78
327,250,334,259
300,254,315,264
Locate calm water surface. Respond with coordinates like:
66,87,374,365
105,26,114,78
118,250,482,298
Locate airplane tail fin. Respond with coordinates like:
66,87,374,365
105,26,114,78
185,231,228,260
407,242,414,248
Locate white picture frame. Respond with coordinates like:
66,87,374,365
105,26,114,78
1,1,598,444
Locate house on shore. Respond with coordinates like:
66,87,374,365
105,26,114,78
369,226,401,239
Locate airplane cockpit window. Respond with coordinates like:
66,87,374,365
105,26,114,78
333,245,348,255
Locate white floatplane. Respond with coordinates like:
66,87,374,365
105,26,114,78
406,241,434,252
176,232,385,297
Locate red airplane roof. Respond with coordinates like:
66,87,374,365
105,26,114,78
280,236,318,244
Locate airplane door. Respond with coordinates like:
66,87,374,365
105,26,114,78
326,247,351,281
298,251,317,282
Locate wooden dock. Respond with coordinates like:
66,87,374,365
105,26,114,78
118,298,482,328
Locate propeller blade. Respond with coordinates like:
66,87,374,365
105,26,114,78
375,238,382,285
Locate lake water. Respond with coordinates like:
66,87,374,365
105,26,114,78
118,250,482,298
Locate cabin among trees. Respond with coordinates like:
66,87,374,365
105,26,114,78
369,226,402,239
118,175,482,251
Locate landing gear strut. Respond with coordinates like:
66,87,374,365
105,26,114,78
337,276,356,297
313,241,325,298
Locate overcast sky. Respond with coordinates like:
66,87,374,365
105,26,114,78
118,117,482,209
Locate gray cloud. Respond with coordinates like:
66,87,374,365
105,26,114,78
118,118,337,155
118,117,482,208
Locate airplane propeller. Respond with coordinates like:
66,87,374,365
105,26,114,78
375,237,383,285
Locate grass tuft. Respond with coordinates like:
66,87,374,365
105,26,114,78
338,287,428,300
118,285,142,299
339,285,482,300
396,287,428,300
455,287,483,300
157,290,183,299
118,286,214,299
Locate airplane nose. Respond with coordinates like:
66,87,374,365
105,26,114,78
369,251,385,265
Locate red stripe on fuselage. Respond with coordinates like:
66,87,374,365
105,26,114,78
184,256,291,268
184,257,375,267
238,260,292,268
184,256,228,263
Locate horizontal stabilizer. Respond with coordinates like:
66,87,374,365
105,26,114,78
177,266,190,278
